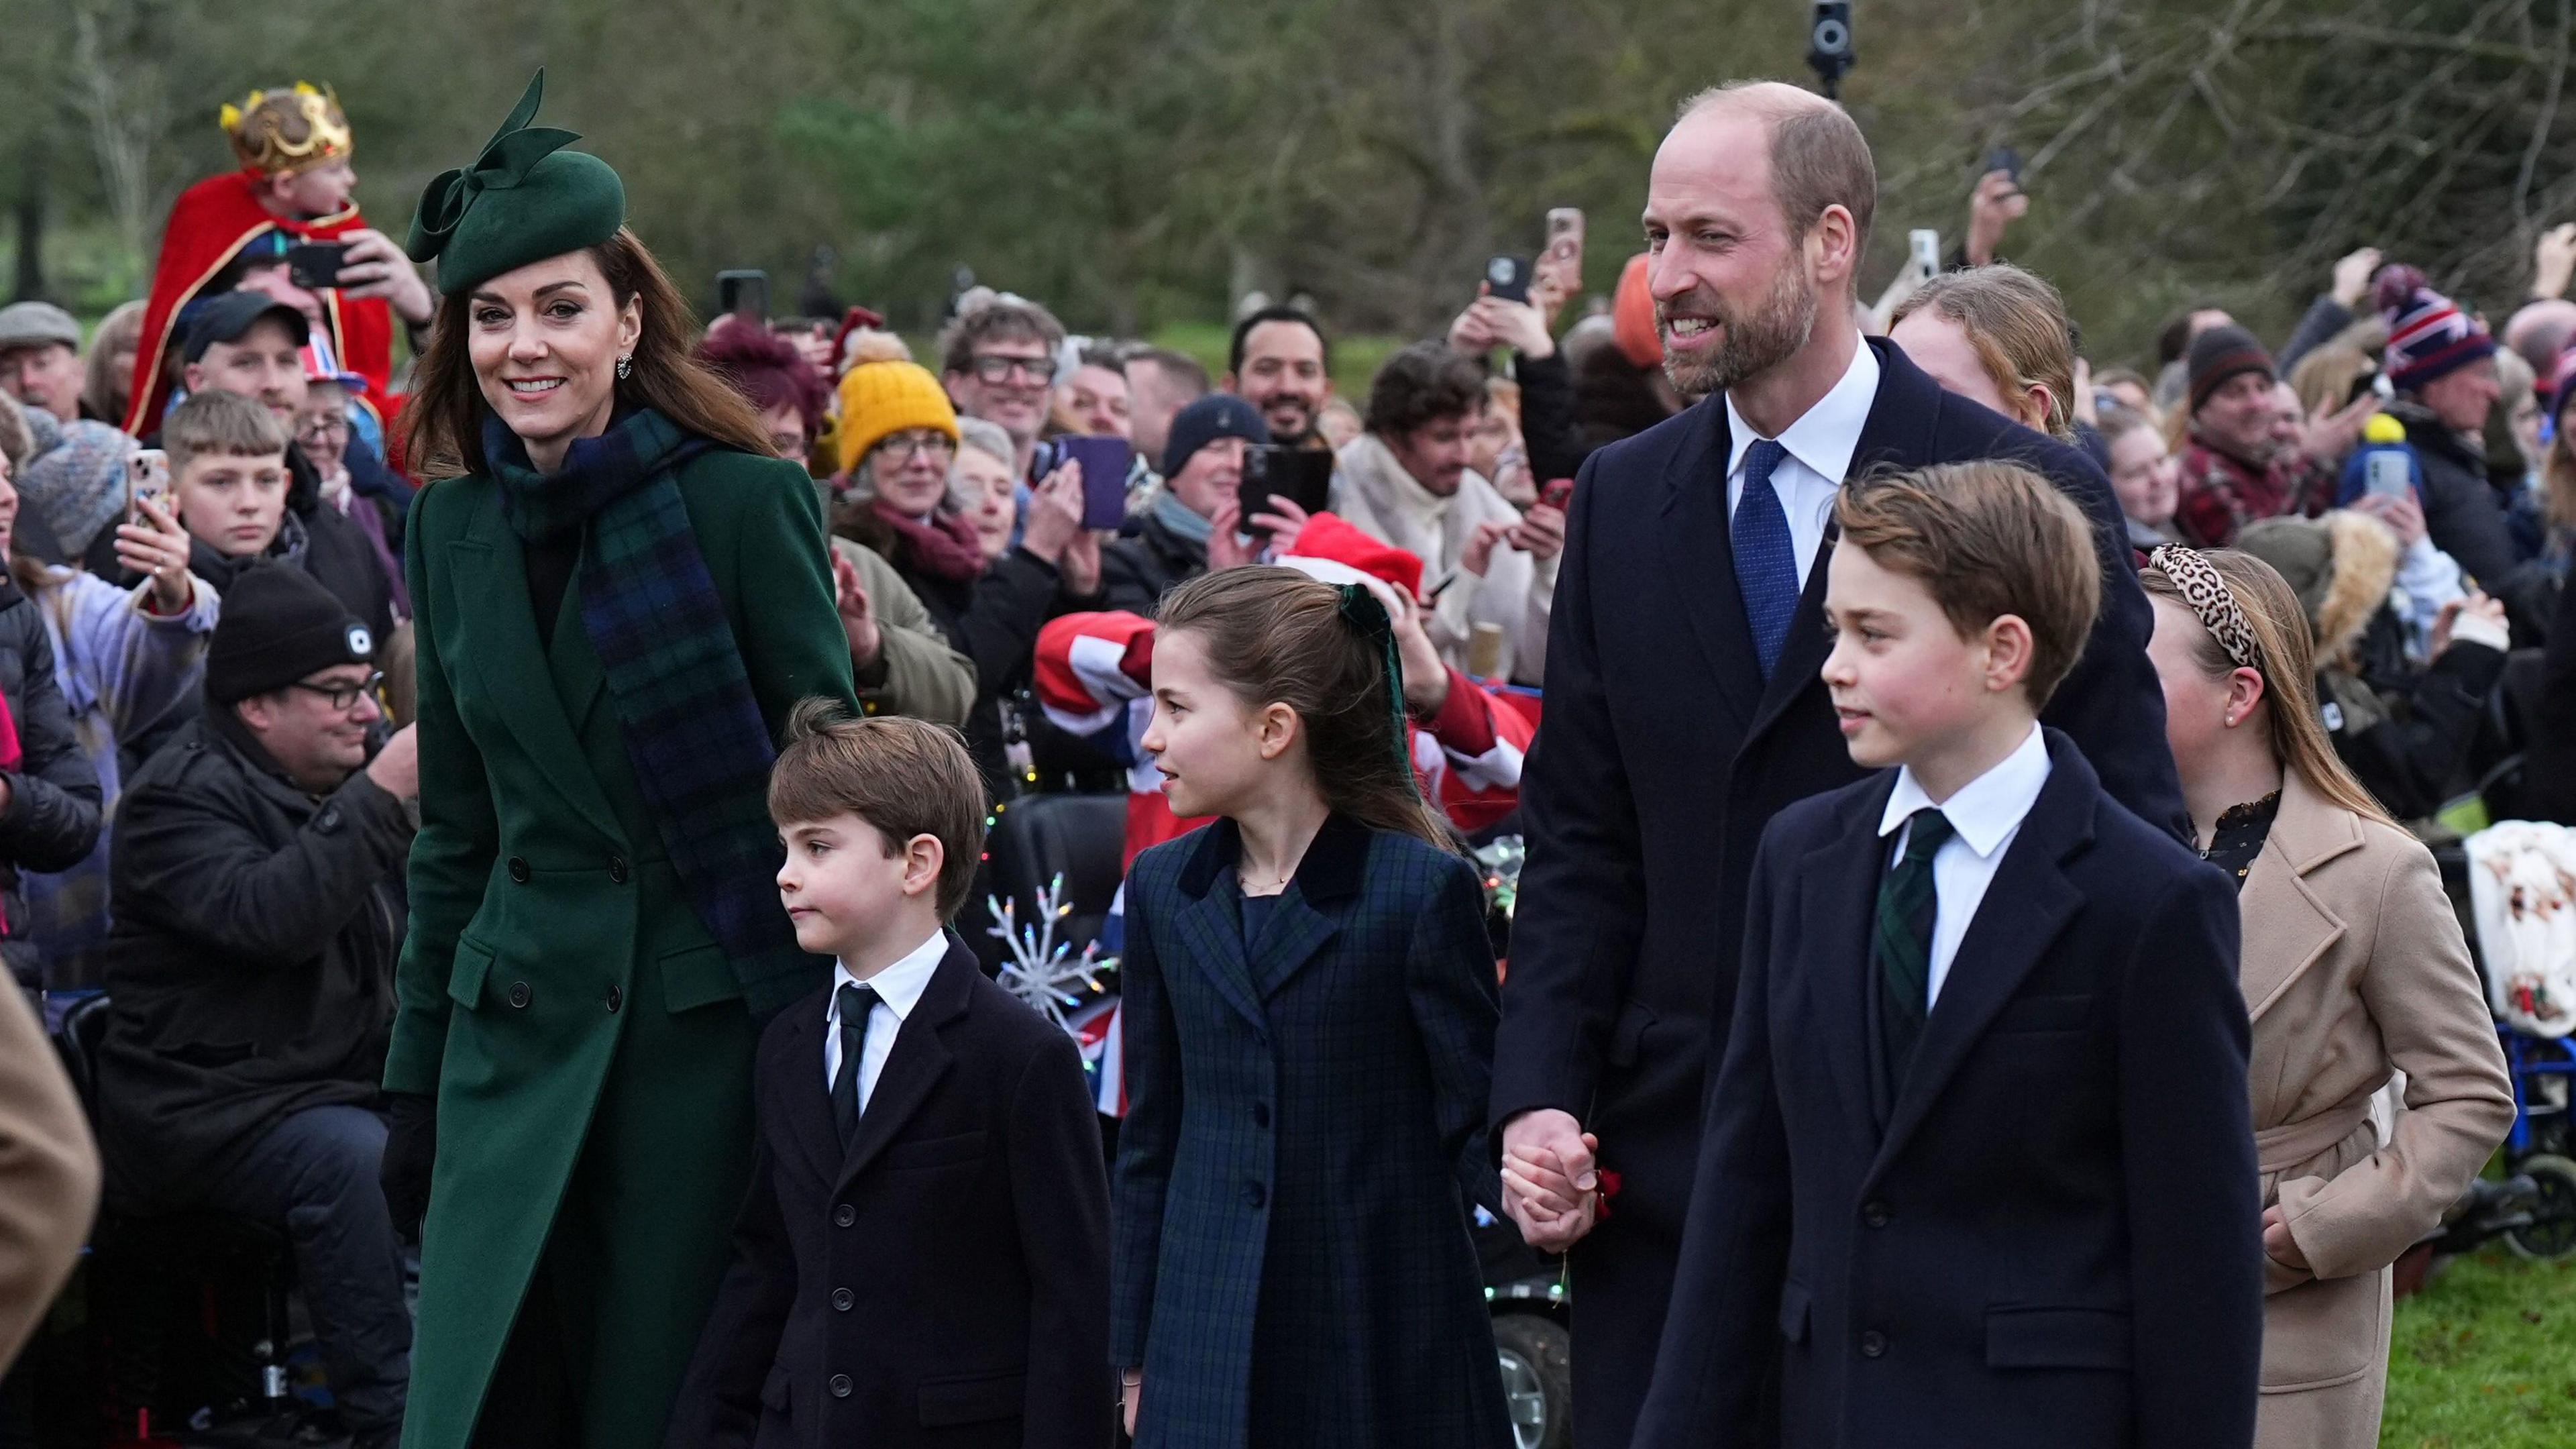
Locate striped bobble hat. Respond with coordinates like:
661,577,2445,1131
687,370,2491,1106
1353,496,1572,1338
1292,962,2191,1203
2375,264,2496,392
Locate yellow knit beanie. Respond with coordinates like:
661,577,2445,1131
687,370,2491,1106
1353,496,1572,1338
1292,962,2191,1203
835,360,960,469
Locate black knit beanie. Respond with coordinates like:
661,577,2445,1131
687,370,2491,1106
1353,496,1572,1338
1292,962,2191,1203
2186,325,2276,413
207,564,376,704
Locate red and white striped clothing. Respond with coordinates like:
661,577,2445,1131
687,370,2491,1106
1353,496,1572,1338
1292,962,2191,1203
1034,610,1531,868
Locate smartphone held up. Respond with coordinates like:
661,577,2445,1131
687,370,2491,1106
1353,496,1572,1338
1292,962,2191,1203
127,449,172,524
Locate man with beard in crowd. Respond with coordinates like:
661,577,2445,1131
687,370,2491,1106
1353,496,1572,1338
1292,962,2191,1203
1224,305,1334,450
1489,79,2188,1448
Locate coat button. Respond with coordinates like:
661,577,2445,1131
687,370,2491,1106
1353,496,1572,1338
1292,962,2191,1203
608,855,630,884
828,1373,852,1398
834,1204,855,1228
832,1287,853,1311
1860,1330,1888,1358
508,857,531,883
506,981,531,1009
1252,1102,1271,1128
1244,1181,1267,1209
604,986,623,1014
1862,1199,1890,1228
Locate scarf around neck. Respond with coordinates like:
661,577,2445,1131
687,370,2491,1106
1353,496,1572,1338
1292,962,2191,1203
483,407,820,1014
1149,488,1215,546
870,498,987,583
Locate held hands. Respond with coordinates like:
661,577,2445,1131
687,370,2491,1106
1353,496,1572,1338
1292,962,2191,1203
832,551,882,672
113,494,194,615
1500,1108,1601,1252
1122,1371,1142,1437
334,227,438,327
1964,170,2027,268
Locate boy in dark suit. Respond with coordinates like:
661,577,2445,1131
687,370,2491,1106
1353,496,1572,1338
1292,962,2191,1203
667,704,1111,1449
1633,462,2263,1449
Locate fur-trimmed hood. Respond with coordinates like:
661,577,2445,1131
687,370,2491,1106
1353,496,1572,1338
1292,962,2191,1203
2234,510,2398,665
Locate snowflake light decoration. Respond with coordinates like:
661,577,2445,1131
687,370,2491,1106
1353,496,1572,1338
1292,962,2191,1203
987,872,1116,1036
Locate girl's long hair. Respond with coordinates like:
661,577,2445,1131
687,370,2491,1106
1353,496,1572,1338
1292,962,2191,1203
1155,567,1456,853
2140,549,2397,828
403,227,775,480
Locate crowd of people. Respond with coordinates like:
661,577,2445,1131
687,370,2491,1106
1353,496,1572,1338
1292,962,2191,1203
0,60,2567,1449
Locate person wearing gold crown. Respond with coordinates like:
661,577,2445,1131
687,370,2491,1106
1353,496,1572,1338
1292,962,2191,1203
123,83,436,437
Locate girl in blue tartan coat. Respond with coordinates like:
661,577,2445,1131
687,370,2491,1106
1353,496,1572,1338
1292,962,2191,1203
1111,566,1512,1449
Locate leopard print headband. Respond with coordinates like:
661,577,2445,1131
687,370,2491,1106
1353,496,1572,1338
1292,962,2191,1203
2149,545,2259,670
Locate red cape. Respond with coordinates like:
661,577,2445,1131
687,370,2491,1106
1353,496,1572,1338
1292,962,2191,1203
124,170,394,436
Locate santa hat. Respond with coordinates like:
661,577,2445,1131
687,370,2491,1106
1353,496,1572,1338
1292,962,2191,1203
2375,264,2496,392
1277,512,1426,599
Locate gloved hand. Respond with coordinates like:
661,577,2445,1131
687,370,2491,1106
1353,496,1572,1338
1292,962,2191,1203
380,1091,437,1239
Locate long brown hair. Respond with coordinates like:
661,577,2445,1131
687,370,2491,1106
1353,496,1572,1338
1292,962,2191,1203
1155,567,1456,853
2140,550,2396,828
403,227,775,480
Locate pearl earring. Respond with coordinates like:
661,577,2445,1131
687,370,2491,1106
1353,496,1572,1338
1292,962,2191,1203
616,354,632,380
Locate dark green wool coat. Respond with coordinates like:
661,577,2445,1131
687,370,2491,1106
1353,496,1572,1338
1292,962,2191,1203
387,445,856,1449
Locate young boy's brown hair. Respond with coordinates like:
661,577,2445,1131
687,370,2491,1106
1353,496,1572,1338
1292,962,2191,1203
767,700,987,920
1831,460,2102,707
162,387,290,477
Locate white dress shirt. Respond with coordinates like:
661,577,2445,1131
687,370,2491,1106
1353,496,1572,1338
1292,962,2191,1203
821,930,946,1113
1876,724,2052,1010
1723,339,1882,587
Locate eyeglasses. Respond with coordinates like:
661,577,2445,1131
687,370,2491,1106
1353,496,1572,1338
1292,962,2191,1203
288,669,384,712
875,431,957,464
296,415,352,443
966,353,1057,386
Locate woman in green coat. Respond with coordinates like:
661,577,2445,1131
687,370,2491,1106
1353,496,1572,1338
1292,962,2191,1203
376,75,857,1448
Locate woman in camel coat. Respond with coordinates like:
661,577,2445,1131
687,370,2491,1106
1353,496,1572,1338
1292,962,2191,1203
2144,544,2513,1449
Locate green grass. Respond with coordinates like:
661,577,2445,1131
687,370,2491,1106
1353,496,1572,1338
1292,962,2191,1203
2382,1247,2576,1446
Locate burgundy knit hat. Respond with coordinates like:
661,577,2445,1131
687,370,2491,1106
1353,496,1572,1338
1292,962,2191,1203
2186,325,2275,413
2376,264,2496,392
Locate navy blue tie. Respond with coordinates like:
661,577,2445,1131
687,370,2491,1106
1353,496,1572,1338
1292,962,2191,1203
1733,439,1801,678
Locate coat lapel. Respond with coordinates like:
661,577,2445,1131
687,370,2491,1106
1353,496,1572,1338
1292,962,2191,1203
2237,774,2357,1022
772,1004,845,1190
1656,399,1762,734
1797,782,1896,1149
444,491,627,843
1868,736,2094,1179
1171,822,1270,1030
1742,339,1928,750
545,551,611,738
1246,814,1371,1000
835,941,972,1192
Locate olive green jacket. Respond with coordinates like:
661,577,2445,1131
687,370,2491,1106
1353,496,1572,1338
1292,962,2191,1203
387,446,856,1449
832,535,975,727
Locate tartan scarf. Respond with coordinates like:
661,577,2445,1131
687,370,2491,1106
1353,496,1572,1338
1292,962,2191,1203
486,407,815,1014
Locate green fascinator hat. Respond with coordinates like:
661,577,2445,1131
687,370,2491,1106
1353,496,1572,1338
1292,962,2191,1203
407,70,625,296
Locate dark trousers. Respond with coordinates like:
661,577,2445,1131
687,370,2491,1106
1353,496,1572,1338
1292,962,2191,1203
199,1104,411,1438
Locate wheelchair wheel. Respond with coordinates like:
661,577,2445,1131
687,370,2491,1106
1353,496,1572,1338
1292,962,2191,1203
1492,1311,1572,1449
2506,1155,2576,1259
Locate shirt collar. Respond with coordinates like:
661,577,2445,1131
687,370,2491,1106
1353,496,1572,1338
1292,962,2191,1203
826,929,947,1027
1724,339,1880,484
1878,722,2051,857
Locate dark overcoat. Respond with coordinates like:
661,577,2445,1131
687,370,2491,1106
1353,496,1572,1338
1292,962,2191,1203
666,936,1112,1449
1112,814,1510,1449
1490,337,2193,1446
1634,733,2263,1449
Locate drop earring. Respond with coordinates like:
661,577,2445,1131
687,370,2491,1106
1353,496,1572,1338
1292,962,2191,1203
616,354,632,380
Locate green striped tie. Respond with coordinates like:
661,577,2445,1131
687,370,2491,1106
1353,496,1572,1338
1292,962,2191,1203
1874,808,1957,1083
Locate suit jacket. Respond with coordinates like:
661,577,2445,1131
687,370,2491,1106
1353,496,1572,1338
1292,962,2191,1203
388,445,858,1449
667,935,1112,1449
1635,733,2263,1449
1488,337,2189,1444
1111,815,1511,1449
2241,773,2512,1449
